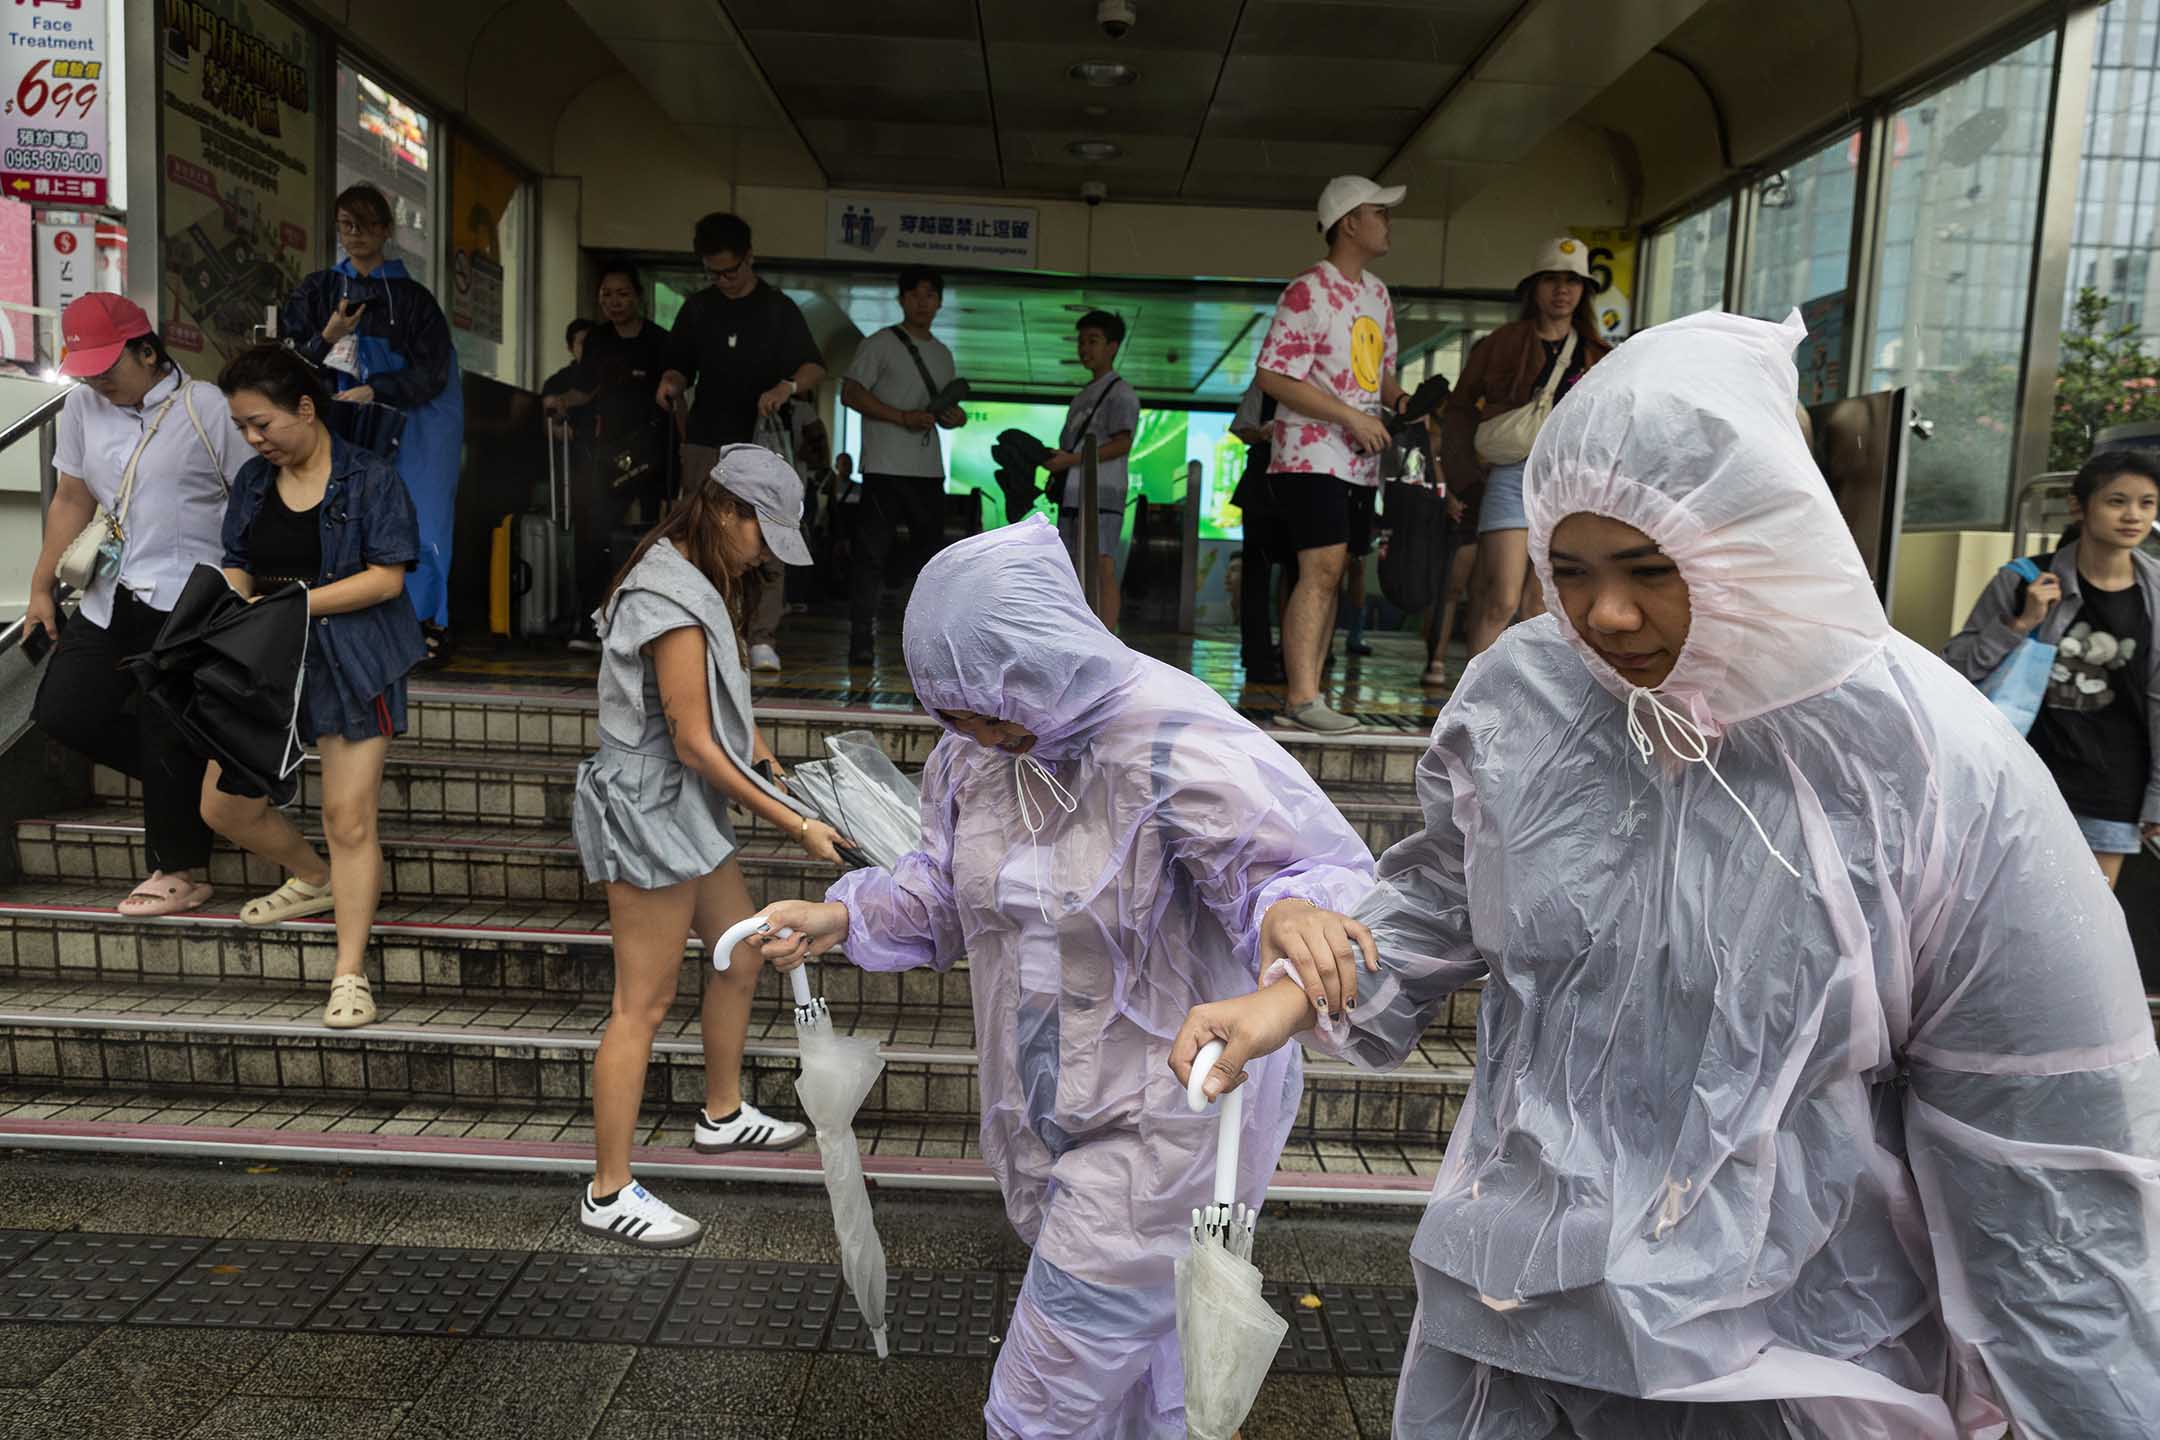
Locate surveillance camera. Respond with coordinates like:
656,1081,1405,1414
1097,0,1135,39
1081,180,1108,207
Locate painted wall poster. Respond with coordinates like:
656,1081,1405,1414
158,0,318,369
1796,290,1848,405
449,134,516,345
1569,225,1637,339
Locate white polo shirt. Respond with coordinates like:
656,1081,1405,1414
53,367,255,626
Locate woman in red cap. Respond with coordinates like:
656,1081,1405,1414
23,292,253,915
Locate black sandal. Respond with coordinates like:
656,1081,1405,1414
421,624,452,668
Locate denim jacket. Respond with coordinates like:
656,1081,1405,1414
222,434,427,707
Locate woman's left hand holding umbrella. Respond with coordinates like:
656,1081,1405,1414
755,899,851,968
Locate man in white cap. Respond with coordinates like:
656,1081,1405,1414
1254,176,1409,732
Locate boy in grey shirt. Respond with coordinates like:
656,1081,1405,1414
840,267,965,664
1046,309,1140,631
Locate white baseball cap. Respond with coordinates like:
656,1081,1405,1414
1317,176,1407,233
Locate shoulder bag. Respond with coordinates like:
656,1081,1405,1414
1978,556,2058,735
1474,330,1576,468
56,388,184,591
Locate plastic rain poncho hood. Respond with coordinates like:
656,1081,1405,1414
1314,310,2160,1439
829,518,1376,1292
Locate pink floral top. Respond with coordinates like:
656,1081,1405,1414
1255,259,1398,488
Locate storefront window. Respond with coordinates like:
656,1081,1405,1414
1865,32,2057,528
1641,200,1731,327
1741,133,1859,320
336,62,435,291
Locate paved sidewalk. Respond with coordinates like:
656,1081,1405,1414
0,1152,1422,1438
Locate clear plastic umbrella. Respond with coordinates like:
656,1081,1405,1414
785,729,921,871
715,913,891,1359
1177,1039,1287,1440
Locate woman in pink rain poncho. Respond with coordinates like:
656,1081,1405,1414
1174,310,2160,1438
761,517,1376,1437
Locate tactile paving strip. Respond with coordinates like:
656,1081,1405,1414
479,1251,687,1345
0,1229,50,1272
306,1246,530,1337
129,1239,374,1331
652,1259,839,1351
1264,1281,1339,1375
829,1269,1004,1359
0,1232,209,1324
1318,1282,1417,1376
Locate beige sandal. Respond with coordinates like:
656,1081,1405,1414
240,875,335,925
323,974,377,1029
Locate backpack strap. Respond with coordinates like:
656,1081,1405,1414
2005,557,2043,583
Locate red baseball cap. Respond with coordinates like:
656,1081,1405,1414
59,292,154,378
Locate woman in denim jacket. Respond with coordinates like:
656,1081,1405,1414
203,344,426,1029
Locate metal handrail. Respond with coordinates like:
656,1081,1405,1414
1,384,69,456
2011,471,2077,556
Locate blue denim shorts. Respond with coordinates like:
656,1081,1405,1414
2075,814,2144,855
1478,461,1528,533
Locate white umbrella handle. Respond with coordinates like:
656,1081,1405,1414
710,913,801,987
1186,1039,1243,1208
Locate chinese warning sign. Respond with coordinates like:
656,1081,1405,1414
827,194,1039,270
0,0,111,207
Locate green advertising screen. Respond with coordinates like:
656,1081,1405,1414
843,401,1251,542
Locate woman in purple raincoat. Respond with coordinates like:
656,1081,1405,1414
762,518,1377,1438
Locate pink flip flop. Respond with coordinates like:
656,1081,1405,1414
116,870,214,918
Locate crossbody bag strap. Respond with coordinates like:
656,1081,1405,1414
887,326,943,405
177,381,228,497
1535,330,1578,405
111,388,183,533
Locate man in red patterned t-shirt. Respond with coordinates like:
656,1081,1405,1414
1256,176,1410,733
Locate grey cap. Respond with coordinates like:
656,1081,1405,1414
709,443,814,567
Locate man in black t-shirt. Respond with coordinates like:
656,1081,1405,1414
658,213,825,451
659,213,825,671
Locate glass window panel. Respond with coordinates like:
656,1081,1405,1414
1741,132,1859,320
1865,30,2058,528
336,62,435,291
1642,199,1731,327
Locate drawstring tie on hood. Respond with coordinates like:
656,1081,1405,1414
1013,754,1078,921
1625,687,1802,880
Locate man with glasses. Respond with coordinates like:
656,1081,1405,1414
658,212,824,670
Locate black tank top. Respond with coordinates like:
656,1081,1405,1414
248,481,323,591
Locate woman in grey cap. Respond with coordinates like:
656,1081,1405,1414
573,443,849,1248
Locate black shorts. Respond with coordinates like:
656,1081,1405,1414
1261,473,1372,553
1346,485,1377,558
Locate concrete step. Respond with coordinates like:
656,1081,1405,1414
0,1086,1443,1205
400,684,1432,792
0,976,1471,1146
21,809,844,908
84,754,1421,856
0,877,1492,1023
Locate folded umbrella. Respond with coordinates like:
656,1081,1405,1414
713,913,892,1360
124,565,309,807
1178,1039,1287,1440
325,398,407,459
927,376,971,415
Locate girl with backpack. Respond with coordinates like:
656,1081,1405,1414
1945,450,2160,886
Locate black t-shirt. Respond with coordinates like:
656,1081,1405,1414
665,282,822,447
2028,575,2151,822
541,361,580,398
248,483,323,590
577,320,673,454
1531,335,1590,401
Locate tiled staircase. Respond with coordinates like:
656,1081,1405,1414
0,682,1467,1206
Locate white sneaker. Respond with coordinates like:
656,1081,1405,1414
693,1101,808,1154
749,644,781,672
578,1180,702,1249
